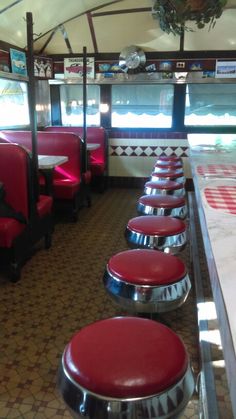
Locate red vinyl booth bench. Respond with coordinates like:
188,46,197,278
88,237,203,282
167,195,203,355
44,126,108,191
0,130,85,221
0,143,53,281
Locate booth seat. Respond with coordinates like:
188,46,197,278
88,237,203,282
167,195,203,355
0,130,84,221
44,126,108,191
0,143,53,281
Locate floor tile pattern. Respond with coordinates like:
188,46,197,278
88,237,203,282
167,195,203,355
0,188,231,418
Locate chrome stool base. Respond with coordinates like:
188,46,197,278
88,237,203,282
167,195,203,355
103,249,191,313
144,180,185,197
104,268,191,313
151,173,186,184
58,362,194,419
137,195,188,220
125,215,187,254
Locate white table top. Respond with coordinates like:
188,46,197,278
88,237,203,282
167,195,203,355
189,140,236,417
38,155,68,169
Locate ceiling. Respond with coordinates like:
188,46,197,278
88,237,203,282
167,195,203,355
0,0,236,56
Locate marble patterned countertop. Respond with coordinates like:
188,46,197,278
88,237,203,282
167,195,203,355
189,142,236,418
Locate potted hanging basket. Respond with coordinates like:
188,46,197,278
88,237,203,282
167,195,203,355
152,0,227,35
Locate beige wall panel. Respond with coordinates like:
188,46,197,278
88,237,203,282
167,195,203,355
108,137,191,178
109,156,149,177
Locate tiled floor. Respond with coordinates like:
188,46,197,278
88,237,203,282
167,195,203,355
0,188,232,418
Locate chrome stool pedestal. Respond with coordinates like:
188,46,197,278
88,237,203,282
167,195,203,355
144,179,185,197
155,160,183,170
137,194,187,219
103,249,191,313
125,215,187,254
151,168,185,184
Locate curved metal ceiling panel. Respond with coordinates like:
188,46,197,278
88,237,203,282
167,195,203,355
185,9,236,51
92,9,180,53
0,0,236,54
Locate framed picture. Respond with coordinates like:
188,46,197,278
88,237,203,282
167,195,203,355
34,56,53,78
215,60,236,78
159,61,172,71
10,48,27,76
188,62,203,71
0,49,10,73
64,57,95,79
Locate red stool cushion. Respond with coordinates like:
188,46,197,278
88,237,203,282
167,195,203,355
127,215,186,236
145,179,184,191
152,169,183,177
108,249,186,285
64,316,188,398
155,161,183,169
139,195,185,209
158,156,181,162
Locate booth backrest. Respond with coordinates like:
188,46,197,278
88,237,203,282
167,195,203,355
0,130,82,183
0,131,33,150
44,126,107,166
0,143,29,219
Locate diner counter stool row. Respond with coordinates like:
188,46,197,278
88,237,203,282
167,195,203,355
58,155,195,418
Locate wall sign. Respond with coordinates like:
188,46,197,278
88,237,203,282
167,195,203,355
215,60,236,78
34,56,53,79
64,57,95,79
10,48,27,76
0,50,10,73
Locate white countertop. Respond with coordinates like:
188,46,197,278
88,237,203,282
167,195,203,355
189,141,236,417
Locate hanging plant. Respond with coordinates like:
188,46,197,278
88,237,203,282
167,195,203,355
152,0,228,36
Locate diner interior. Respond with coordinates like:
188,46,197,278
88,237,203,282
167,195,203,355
1,1,236,418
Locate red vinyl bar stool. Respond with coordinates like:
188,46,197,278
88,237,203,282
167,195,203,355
125,215,187,254
103,249,191,313
137,194,187,219
144,179,185,197
155,160,183,170
158,155,182,162
151,168,185,184
58,317,194,418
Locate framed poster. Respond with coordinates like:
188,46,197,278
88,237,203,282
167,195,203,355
10,48,27,76
64,57,95,79
215,61,236,78
34,56,53,78
0,49,10,72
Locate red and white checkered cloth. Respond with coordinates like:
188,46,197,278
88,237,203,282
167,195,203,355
204,186,236,215
197,164,236,176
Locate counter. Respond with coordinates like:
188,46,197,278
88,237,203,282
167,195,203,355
188,137,236,418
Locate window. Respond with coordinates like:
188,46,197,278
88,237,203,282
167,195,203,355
60,84,100,126
0,78,29,127
185,84,236,126
111,84,174,128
